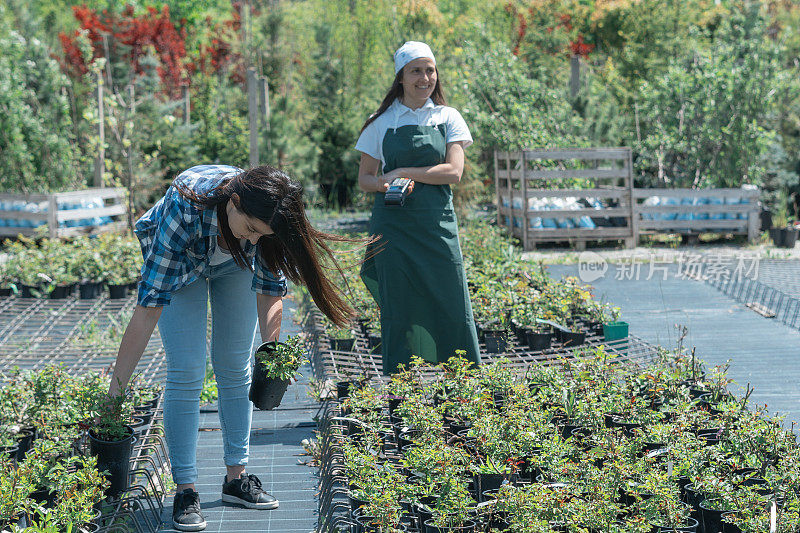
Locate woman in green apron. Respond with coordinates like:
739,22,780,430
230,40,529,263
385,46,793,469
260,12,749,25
355,41,480,375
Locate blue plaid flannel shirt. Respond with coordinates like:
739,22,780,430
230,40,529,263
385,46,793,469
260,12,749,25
134,164,287,307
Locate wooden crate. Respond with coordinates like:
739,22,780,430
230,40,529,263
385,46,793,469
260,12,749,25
494,147,635,250
633,187,760,243
0,188,128,238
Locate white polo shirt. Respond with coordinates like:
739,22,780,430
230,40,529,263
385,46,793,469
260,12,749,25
355,98,473,169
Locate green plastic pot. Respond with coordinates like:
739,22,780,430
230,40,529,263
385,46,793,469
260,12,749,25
603,321,629,341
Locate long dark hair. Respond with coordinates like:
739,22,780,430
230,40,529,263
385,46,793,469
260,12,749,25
360,66,446,133
175,166,357,327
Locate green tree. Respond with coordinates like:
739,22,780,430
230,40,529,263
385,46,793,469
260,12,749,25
0,5,81,192
459,36,585,197
635,4,790,189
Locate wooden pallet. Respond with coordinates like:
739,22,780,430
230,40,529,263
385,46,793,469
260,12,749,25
0,187,127,238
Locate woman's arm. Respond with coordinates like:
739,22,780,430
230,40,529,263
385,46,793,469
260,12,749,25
358,153,390,193
108,305,163,397
385,142,466,185
256,293,282,342
358,153,417,194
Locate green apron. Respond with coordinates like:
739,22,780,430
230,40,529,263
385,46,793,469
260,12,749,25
360,123,480,375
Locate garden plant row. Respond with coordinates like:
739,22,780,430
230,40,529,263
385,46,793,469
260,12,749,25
0,233,141,300
295,221,800,532
0,365,164,532
332,351,799,533
309,220,627,355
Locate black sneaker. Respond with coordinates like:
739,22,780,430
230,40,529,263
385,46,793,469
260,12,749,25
221,473,279,509
172,488,206,531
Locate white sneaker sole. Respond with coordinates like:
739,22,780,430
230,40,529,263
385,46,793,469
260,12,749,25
172,519,207,531
221,493,279,509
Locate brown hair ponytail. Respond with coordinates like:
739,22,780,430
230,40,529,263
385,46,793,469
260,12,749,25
175,166,357,326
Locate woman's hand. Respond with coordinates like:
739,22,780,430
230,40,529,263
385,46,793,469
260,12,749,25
358,154,413,194
381,169,415,194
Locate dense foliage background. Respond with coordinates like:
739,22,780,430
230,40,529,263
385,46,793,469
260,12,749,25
2,0,799,217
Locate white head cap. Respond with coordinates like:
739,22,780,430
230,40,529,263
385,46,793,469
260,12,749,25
394,41,436,74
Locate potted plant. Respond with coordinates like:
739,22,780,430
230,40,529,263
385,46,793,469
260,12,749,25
30,454,107,531
0,458,33,530
639,494,699,532
83,391,135,497
326,323,355,352
249,335,307,410
602,306,629,342
18,439,75,509
8,246,46,298
105,267,131,299
73,237,107,299
37,239,81,299
769,207,798,248
94,233,141,298
424,476,477,533
0,262,14,297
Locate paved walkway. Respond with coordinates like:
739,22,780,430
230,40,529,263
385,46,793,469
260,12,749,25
158,295,318,533
750,259,800,299
547,263,800,433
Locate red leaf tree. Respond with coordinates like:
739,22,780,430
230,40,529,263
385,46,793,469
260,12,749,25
59,4,188,97
186,2,246,86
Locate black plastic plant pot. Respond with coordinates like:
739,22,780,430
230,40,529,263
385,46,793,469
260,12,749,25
48,284,74,299
423,518,477,533
19,284,41,298
787,228,800,248
649,516,698,532
0,443,19,462
769,227,781,245
30,487,57,508
14,429,34,461
348,492,368,513
107,284,129,299
357,514,408,533
0,514,28,531
79,281,103,299
367,334,382,354
682,484,705,525
696,428,723,446
249,365,290,411
0,287,12,297
719,512,742,533
132,406,155,427
387,396,403,415
587,320,604,337
474,473,505,501
607,416,642,438
526,330,552,351
336,381,352,400
699,499,735,533
330,337,355,352
484,334,507,354
88,426,134,497
482,328,506,340
128,416,147,436
772,227,799,248
556,330,586,347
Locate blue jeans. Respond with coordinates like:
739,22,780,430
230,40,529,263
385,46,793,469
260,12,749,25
159,258,258,485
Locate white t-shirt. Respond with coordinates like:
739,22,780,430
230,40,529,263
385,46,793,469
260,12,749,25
208,240,232,266
355,98,473,168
